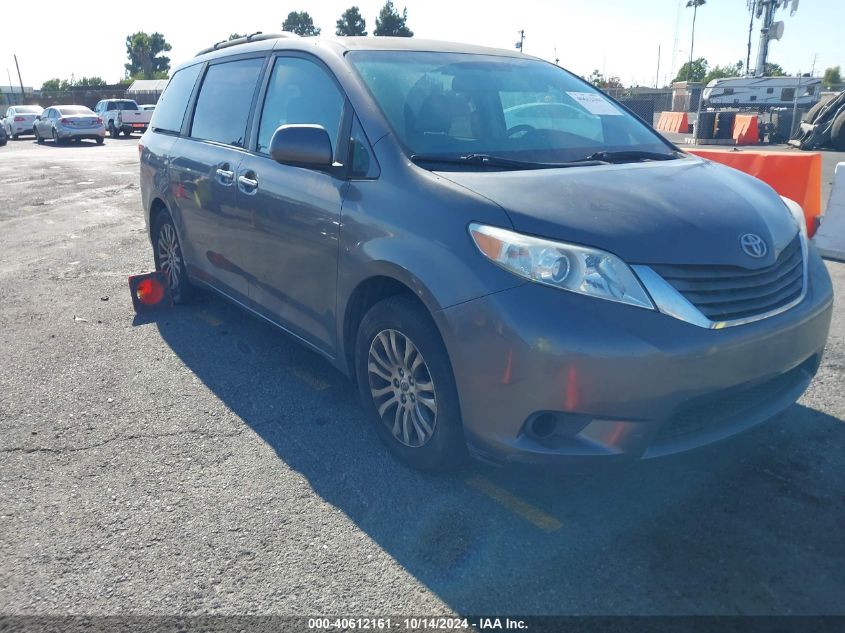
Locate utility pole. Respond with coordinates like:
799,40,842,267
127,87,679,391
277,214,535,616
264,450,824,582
656,44,661,89
746,0,757,76
13,55,25,102
515,30,525,54
6,69,14,105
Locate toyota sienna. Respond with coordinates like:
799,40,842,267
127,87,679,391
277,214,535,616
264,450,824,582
139,34,833,471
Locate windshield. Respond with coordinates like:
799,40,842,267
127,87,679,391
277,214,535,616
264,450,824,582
16,106,42,114
58,106,94,116
348,51,673,165
113,101,139,110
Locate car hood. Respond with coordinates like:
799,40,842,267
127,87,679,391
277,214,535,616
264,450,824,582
437,156,799,268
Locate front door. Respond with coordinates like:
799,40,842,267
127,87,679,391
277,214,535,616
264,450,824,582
236,55,348,354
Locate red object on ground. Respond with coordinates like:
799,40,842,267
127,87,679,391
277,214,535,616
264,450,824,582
128,271,173,313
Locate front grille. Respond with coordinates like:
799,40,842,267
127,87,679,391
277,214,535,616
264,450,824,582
650,234,803,322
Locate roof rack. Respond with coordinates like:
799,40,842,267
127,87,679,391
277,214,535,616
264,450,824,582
195,31,298,57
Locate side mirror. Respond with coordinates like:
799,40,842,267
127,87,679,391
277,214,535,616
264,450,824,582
269,124,333,168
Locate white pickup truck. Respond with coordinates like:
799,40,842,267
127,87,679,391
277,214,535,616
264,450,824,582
93,99,153,137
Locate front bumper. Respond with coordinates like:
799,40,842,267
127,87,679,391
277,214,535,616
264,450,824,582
439,247,834,464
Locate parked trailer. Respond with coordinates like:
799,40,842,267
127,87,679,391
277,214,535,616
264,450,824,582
703,76,821,110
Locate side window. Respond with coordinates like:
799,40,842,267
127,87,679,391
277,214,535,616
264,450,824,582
150,63,203,135
191,57,264,147
257,57,345,156
781,88,795,102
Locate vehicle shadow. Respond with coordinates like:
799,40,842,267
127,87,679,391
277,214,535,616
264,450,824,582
152,289,845,615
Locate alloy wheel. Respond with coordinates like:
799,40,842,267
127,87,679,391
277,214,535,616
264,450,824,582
367,329,437,448
157,223,182,291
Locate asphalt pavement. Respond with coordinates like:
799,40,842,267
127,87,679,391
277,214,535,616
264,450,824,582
0,136,843,617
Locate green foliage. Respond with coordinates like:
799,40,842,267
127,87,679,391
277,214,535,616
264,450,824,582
685,0,706,8
587,70,623,90
336,6,367,36
283,11,321,36
822,66,842,89
125,32,172,79
703,60,743,85
374,1,413,37
41,76,108,92
674,58,708,83
764,62,786,77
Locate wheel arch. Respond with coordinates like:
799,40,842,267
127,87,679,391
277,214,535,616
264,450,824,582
340,268,450,383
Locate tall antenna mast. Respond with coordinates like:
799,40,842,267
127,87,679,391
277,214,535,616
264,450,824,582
515,30,525,54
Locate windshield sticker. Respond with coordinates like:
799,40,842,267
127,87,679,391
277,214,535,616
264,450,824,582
566,92,623,116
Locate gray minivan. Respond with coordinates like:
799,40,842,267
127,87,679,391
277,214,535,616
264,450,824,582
139,34,833,471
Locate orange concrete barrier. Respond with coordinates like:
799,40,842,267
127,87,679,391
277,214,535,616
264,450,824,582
656,112,689,133
732,114,759,145
688,148,822,236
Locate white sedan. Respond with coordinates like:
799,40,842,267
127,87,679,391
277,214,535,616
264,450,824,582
3,105,44,139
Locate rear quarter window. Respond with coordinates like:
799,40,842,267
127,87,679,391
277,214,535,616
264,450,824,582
150,64,203,135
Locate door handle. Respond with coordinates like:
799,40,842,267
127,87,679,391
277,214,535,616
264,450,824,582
238,174,259,194
216,168,235,185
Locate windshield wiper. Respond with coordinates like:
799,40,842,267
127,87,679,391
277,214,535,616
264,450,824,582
576,150,681,164
410,153,606,170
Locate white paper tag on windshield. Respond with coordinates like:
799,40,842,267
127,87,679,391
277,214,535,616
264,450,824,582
566,92,623,116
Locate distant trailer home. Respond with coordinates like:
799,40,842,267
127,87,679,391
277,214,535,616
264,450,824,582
125,79,170,105
703,76,822,109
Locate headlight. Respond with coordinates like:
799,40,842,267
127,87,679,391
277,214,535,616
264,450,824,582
468,223,654,309
781,196,808,240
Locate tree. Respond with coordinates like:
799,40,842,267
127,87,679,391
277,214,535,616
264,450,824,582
822,66,842,89
228,33,245,41
764,62,786,77
673,57,708,83
685,0,706,80
703,60,743,85
282,11,320,36
41,76,107,92
336,6,367,36
374,1,413,37
125,32,172,80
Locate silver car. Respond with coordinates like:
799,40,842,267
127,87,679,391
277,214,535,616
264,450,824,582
34,105,105,144
3,105,43,139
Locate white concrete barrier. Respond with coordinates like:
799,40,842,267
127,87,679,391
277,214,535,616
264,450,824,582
813,162,845,262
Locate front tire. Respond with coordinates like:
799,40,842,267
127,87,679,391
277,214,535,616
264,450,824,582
355,295,467,472
152,211,191,303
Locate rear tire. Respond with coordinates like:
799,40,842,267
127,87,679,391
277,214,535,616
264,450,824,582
12,133,19,140
109,122,119,138
123,129,133,137
52,129,62,145
96,137,104,145
152,210,191,303
355,294,467,472
831,111,845,152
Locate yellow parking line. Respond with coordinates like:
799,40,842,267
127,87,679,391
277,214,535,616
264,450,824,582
289,367,331,391
196,311,223,327
465,475,562,533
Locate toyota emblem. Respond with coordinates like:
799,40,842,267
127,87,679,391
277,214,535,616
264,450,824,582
740,233,768,259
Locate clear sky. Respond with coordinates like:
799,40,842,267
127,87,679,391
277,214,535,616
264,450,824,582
2,0,842,89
